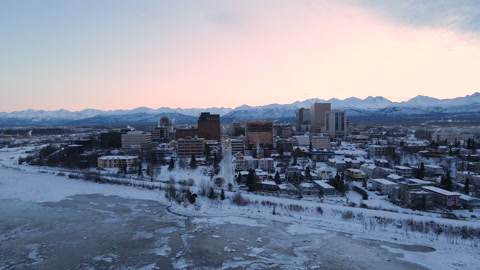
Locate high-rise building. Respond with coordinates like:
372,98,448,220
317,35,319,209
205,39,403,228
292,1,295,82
310,103,331,133
121,131,152,149
197,112,221,141
325,110,347,137
245,120,273,149
296,108,310,132
151,116,174,142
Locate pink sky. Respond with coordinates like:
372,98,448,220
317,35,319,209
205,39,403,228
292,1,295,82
1,1,479,112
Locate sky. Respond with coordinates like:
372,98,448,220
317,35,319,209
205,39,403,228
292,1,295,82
1,0,480,112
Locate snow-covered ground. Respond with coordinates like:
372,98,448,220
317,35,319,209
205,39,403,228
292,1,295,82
1,146,480,269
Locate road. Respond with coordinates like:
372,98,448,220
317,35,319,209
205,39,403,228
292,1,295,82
220,136,234,186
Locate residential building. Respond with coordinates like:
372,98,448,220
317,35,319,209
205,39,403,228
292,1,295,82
310,103,331,133
234,153,274,172
398,181,434,210
460,194,480,209
316,167,335,180
370,178,399,195
314,180,337,196
311,135,330,149
394,166,413,178
230,138,245,155
346,168,366,181
298,182,320,196
431,132,463,145
360,163,383,179
311,149,335,162
422,186,462,209
97,155,138,169
368,145,395,157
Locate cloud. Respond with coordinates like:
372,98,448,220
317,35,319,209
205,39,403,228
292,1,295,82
358,0,480,36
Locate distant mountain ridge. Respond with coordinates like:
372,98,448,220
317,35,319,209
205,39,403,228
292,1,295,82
1,93,480,125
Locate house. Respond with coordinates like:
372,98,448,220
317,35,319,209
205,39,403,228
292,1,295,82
345,168,366,181
255,181,279,192
278,183,298,195
328,159,347,171
316,167,335,180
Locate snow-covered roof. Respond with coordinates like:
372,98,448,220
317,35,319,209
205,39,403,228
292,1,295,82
371,178,398,186
314,180,335,189
98,155,138,160
260,180,277,186
422,186,461,196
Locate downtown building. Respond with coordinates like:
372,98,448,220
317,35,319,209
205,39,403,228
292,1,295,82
310,103,331,133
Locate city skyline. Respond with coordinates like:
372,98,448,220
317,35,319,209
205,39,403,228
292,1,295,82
1,1,480,112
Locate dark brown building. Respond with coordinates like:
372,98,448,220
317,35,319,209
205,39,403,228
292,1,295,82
197,112,220,141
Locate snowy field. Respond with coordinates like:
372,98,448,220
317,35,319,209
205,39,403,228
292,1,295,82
1,147,480,269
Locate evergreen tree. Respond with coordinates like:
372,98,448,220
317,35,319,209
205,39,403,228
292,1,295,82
236,172,242,184
274,171,281,184
168,157,175,171
247,169,256,191
464,178,470,195
137,163,143,178
305,166,312,181
208,187,216,199
440,170,453,191
416,162,425,179
292,156,298,166
189,154,197,169
220,189,225,200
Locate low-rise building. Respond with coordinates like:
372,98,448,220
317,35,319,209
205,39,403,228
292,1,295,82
460,194,480,209
360,163,383,179
370,178,399,196
97,155,138,169
421,186,462,209
394,166,413,178
316,167,335,180
346,168,366,181
298,182,320,196
314,180,336,196
177,137,205,158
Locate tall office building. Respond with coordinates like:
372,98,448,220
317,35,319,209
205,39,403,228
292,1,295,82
245,120,273,149
296,108,311,132
310,103,331,133
197,112,221,141
151,116,174,142
325,110,347,137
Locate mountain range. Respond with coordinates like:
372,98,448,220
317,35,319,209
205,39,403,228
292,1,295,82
1,93,480,125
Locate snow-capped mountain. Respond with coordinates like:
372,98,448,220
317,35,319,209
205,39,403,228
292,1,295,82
1,93,479,125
